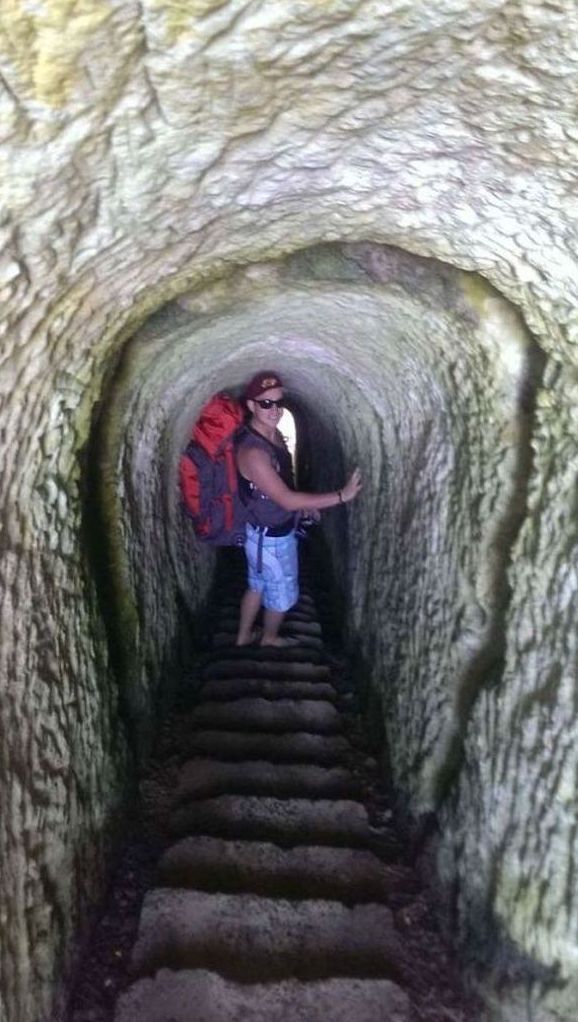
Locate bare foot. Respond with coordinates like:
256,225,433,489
236,628,262,647
260,635,299,648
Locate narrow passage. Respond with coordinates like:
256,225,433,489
75,549,477,1022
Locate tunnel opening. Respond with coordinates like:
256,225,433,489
278,403,297,464
71,240,550,1022
85,239,546,813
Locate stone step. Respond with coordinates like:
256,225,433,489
115,970,410,1022
288,609,320,625
169,794,376,847
202,659,330,681
130,889,405,982
188,698,343,735
158,836,419,905
105,556,474,1022
178,729,353,765
212,631,324,651
196,677,337,703
284,615,323,633
214,617,323,637
174,759,363,802
215,597,317,618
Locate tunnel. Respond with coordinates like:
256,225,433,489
1,3,578,1022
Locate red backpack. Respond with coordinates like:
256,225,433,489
180,393,247,545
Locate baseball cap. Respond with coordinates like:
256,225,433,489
244,371,284,400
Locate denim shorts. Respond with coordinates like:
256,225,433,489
244,523,299,612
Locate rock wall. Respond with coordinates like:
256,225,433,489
1,3,578,1022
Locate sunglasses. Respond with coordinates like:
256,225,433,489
255,398,285,409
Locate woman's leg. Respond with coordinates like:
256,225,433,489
236,588,263,645
260,608,286,646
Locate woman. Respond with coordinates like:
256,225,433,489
236,370,362,646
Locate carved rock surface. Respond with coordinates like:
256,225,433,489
0,3,577,1022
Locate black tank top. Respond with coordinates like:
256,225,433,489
236,426,295,531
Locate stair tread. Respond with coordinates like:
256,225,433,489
130,889,405,980
212,632,324,650
177,729,353,764
196,677,337,702
188,697,343,734
203,658,330,680
158,835,419,903
115,969,410,1022
169,794,380,847
174,759,363,801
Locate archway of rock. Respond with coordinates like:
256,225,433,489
94,243,540,806
72,242,545,1013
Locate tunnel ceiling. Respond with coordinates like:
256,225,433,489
2,4,578,1022
1,0,578,370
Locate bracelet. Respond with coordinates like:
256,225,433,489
338,489,343,504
